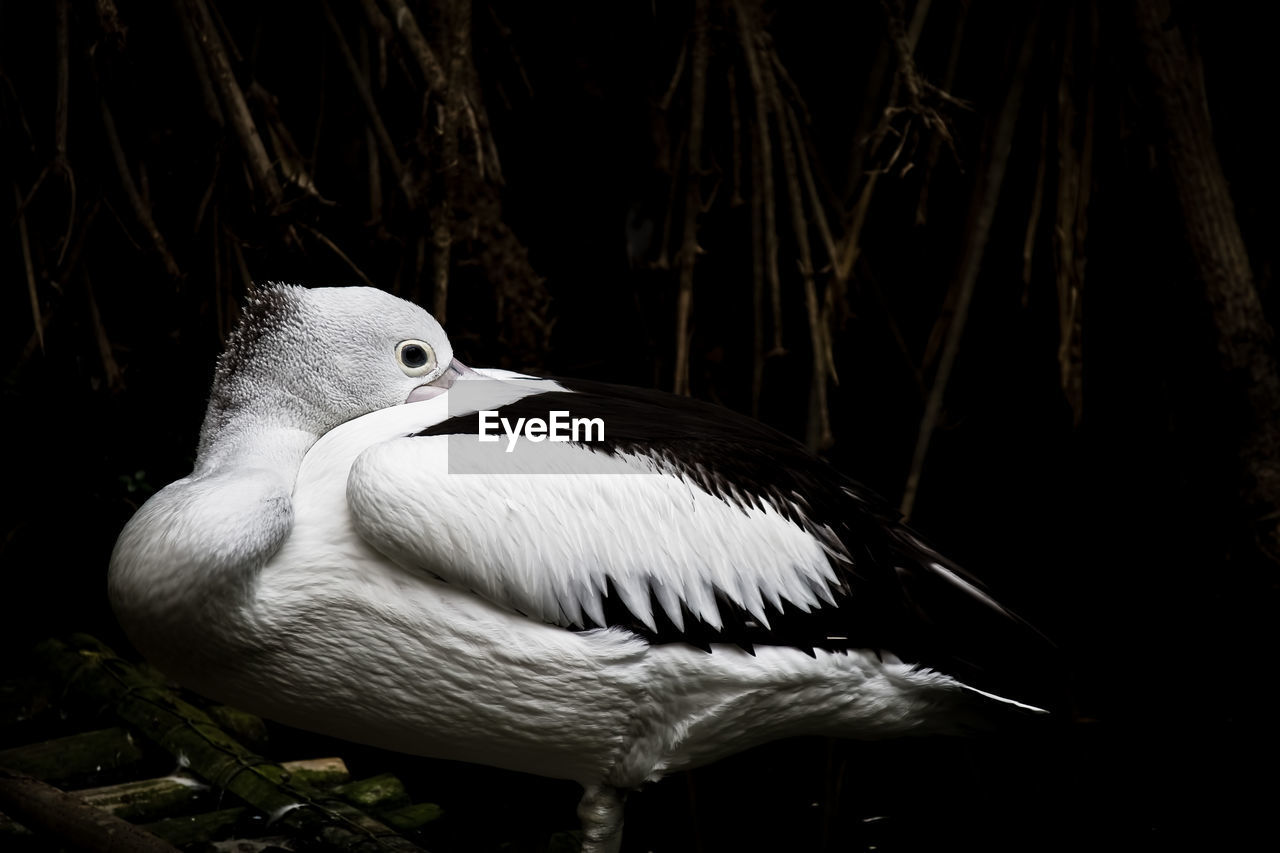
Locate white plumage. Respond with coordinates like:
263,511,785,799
109,284,1046,851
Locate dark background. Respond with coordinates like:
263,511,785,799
2,1,1276,850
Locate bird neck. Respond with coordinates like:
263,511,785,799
195,416,319,477
109,420,318,680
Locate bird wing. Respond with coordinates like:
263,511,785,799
347,378,1032,664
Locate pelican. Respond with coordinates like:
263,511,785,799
109,284,1049,851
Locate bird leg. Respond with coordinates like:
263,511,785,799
577,783,626,853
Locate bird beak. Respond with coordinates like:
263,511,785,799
405,359,477,403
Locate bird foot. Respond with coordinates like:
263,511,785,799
577,784,625,853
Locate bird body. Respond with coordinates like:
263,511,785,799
109,285,1046,850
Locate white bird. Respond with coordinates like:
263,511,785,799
109,284,1049,851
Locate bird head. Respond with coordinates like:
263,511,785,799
198,284,470,456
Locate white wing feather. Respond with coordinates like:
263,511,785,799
347,433,840,633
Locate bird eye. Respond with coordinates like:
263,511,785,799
396,340,437,377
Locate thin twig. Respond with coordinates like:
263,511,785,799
84,272,123,391
1022,108,1048,299
660,36,689,111
14,184,42,353
320,0,416,207
310,37,328,170
93,0,126,46
836,170,878,282
868,0,961,180
54,199,100,288
728,65,743,207
213,205,226,340
54,0,70,158
1053,3,1095,425
173,0,224,127
900,14,1039,520
358,0,393,88
750,121,766,416
50,11,79,273
98,98,183,279
358,0,395,48
466,59,504,184
733,0,782,354
655,128,686,268
225,226,254,296
842,0,936,273
193,149,221,234
784,101,842,290
299,223,377,289
767,49,814,129
247,81,329,203
462,94,487,181
383,0,447,92
432,0,473,323
360,36,384,224
673,0,711,396
763,44,832,449
184,0,282,207
914,0,968,224
486,4,533,99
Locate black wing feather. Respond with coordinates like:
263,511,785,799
419,377,1054,701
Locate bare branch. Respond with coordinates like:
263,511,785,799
673,0,711,396
321,0,417,207
98,98,182,279
763,45,831,449
54,0,70,158
299,223,377,289
183,0,282,207
383,0,447,93
734,0,783,355
901,15,1039,520
14,184,43,353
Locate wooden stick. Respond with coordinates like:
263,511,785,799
0,727,144,784
142,807,245,846
39,635,426,852
75,758,350,823
0,766,180,853
380,802,443,832
333,773,410,811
